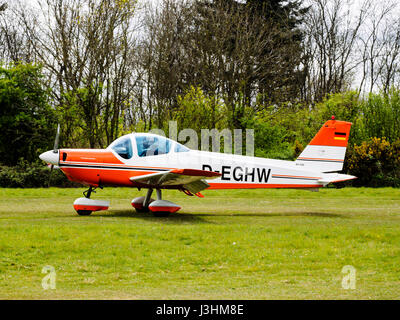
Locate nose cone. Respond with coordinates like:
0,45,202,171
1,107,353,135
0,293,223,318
39,150,59,165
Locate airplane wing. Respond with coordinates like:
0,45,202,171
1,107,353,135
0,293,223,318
130,168,221,194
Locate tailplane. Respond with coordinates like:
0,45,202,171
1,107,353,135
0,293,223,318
296,118,352,173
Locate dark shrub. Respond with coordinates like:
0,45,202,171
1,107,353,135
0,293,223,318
345,137,400,187
0,161,80,188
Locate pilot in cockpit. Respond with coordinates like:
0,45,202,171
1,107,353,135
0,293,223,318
140,136,159,157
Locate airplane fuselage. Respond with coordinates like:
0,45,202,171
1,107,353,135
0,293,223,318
57,147,326,190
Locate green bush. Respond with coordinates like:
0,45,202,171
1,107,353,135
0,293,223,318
345,138,400,187
1,87,400,188
242,111,296,160
359,89,400,143
0,161,80,188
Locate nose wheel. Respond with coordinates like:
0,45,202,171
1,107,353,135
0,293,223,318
131,189,180,217
76,210,92,216
73,186,109,216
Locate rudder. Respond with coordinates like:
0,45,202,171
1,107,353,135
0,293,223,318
296,118,352,173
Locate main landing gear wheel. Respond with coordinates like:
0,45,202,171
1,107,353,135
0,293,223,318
149,189,181,216
131,193,154,214
132,189,181,217
76,210,92,216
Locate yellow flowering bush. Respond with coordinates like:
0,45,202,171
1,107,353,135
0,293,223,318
345,138,400,187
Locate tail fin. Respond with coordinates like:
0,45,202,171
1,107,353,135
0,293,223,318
296,118,352,173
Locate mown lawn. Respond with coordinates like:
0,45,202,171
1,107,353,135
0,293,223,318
0,187,399,299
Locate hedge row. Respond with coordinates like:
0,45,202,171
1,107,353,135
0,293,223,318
0,161,80,188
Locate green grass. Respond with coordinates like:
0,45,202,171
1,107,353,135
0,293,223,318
0,187,399,299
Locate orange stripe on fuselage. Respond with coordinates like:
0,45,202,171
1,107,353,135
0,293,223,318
271,174,321,179
60,160,174,171
207,183,322,189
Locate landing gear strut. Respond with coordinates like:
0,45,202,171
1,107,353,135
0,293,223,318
131,188,181,217
83,186,94,199
143,188,154,208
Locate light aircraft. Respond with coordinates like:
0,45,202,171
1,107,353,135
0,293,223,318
39,117,356,216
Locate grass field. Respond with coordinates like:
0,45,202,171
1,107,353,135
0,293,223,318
0,187,399,299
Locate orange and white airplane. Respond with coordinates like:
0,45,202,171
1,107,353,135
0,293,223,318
39,118,356,216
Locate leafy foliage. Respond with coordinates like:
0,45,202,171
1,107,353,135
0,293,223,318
345,138,400,187
241,109,295,160
173,86,228,134
0,63,57,165
0,161,79,188
360,90,400,143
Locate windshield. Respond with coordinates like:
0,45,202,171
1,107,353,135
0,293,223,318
174,142,190,152
111,136,133,159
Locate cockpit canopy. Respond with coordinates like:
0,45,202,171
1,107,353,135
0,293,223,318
110,135,133,159
135,135,171,157
108,133,189,159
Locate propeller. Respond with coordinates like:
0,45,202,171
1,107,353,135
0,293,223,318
53,123,60,153
48,124,60,187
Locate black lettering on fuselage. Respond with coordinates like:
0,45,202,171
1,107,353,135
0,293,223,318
202,164,270,183
245,167,255,182
221,166,231,181
257,168,271,183
233,166,243,181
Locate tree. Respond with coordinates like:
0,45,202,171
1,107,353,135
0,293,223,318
19,0,139,147
0,3,7,12
357,1,398,94
302,0,370,102
0,2,34,64
140,0,309,130
0,63,57,165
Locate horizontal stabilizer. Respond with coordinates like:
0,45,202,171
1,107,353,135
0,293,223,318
318,173,356,186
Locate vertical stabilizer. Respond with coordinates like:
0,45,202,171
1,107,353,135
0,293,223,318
296,118,352,173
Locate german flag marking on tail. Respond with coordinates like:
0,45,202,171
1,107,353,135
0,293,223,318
334,132,347,140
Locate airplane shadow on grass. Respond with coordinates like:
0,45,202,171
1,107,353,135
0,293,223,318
95,210,211,224
94,210,346,224
187,212,346,218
